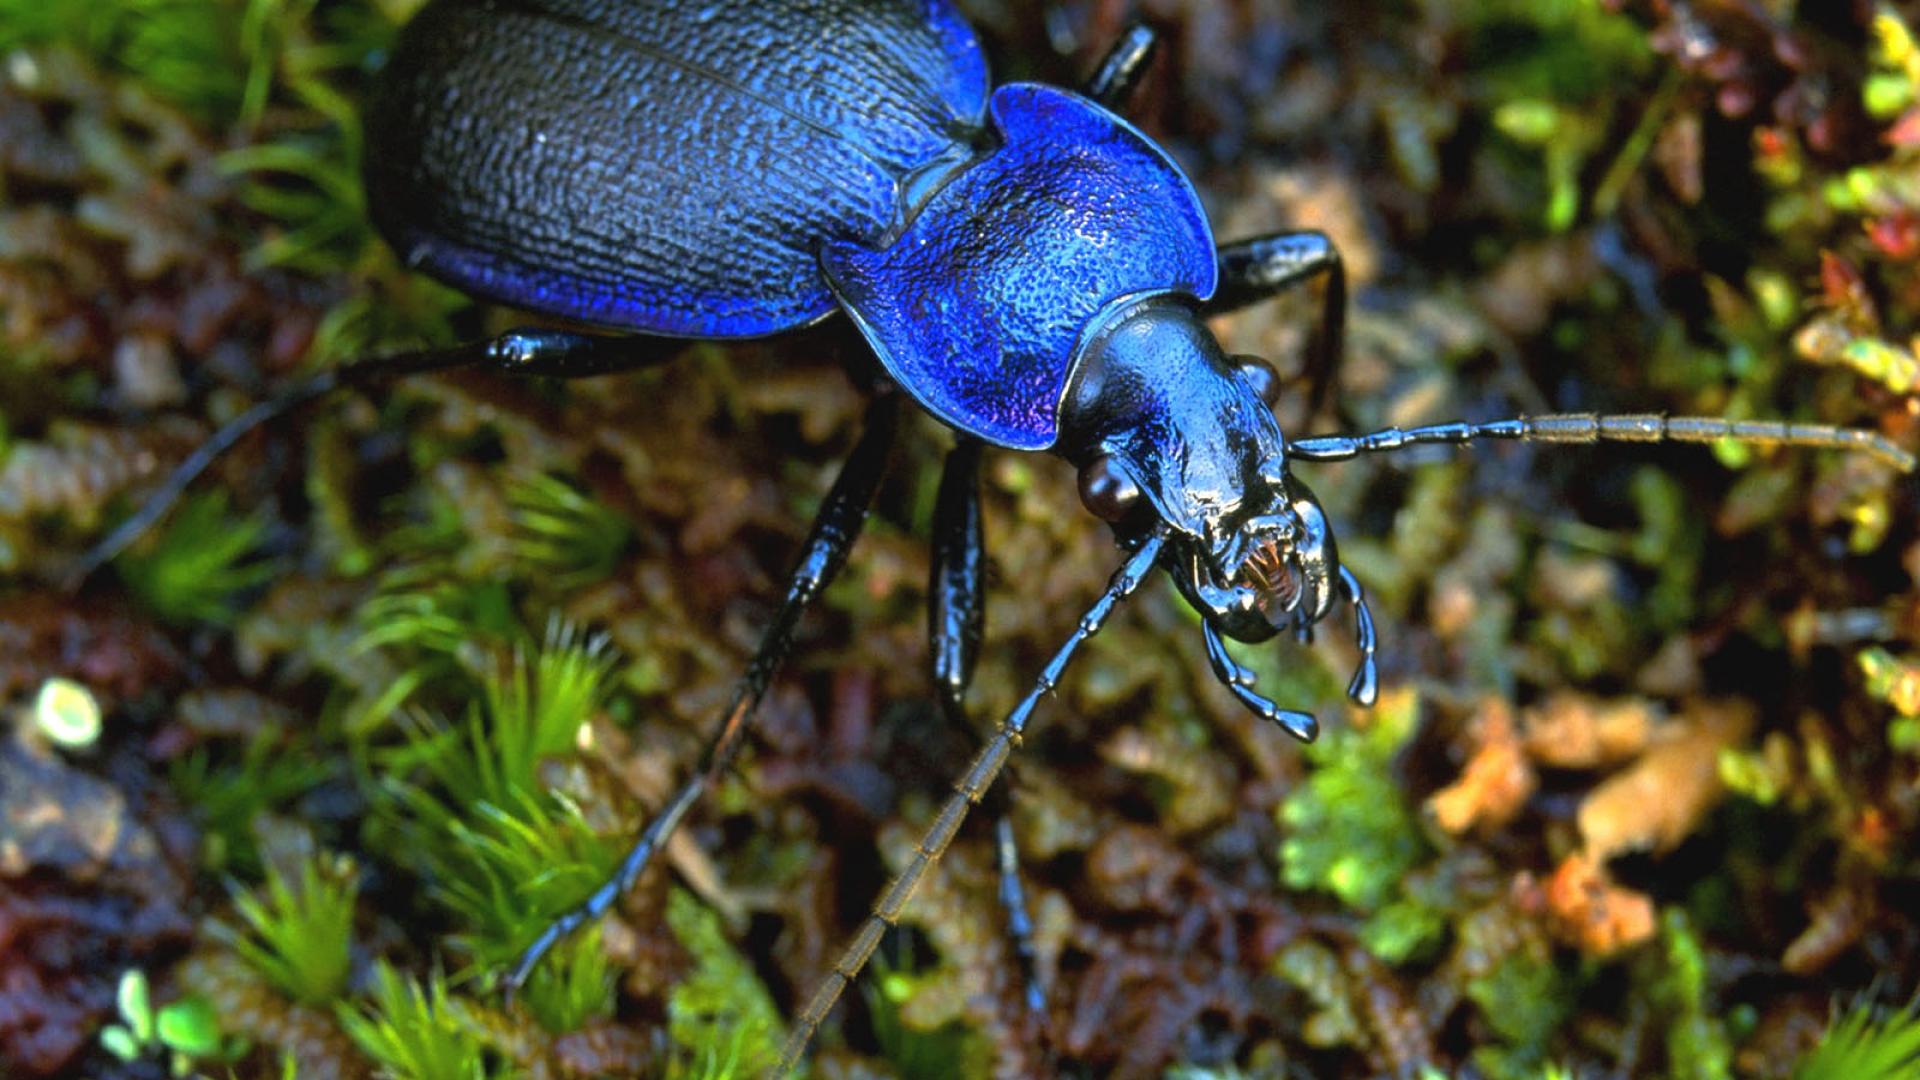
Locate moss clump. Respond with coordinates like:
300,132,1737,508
340,962,499,1080
116,491,274,625
1793,996,1920,1080
663,888,785,1079
1645,910,1734,1080
373,625,623,1031
1278,687,1429,911
223,850,360,1007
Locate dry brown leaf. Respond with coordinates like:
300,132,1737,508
1427,697,1536,835
1782,878,1875,975
1520,692,1656,769
1577,700,1754,861
1531,852,1655,957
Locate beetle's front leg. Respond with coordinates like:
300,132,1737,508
929,440,1048,1021
1206,231,1348,415
504,395,900,998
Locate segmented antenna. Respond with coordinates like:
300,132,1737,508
1287,412,1915,472
775,526,1170,1072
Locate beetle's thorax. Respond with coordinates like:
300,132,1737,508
821,83,1217,451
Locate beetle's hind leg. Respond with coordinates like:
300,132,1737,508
929,439,1048,1023
1085,22,1159,108
70,328,692,585
1207,232,1348,416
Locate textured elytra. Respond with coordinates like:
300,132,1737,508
824,83,1219,449
364,0,987,338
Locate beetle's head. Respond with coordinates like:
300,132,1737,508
1061,297,1339,644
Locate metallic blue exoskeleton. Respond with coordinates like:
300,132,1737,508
358,2,1374,1062
364,0,1359,669
79,0,1909,1071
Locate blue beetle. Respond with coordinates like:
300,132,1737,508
77,0,1915,1069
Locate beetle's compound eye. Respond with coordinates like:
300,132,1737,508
1078,455,1142,522
1231,354,1283,407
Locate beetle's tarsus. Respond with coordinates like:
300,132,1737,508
995,815,1048,1020
1208,231,1347,415
71,329,689,592
1202,619,1319,742
1338,567,1379,707
929,441,1049,1027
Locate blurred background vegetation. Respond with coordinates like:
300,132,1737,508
2,0,1920,1077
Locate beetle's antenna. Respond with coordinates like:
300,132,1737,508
775,526,1169,1073
1287,412,1916,472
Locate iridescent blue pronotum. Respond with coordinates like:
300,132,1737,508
75,0,1916,1070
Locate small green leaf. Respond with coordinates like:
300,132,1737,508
116,969,154,1043
156,997,222,1057
1494,99,1561,144
101,1025,141,1062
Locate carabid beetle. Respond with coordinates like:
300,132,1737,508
73,0,1917,1071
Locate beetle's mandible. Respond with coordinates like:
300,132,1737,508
71,0,1918,1072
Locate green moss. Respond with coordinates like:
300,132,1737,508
506,472,633,591
1793,997,1920,1080
664,888,786,1079
370,624,622,1030
1272,940,1364,1049
1626,467,1704,631
864,956,991,1080
1645,910,1733,1080
1278,688,1429,911
0,0,407,129
1360,894,1451,966
340,962,497,1080
1466,946,1573,1079
1449,0,1654,102
115,491,275,626
223,850,360,1006
170,736,333,876
1439,0,1654,230
1858,648,1920,753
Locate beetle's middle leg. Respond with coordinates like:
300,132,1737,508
929,439,1048,1021
1206,231,1348,416
71,328,693,584
504,394,901,996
